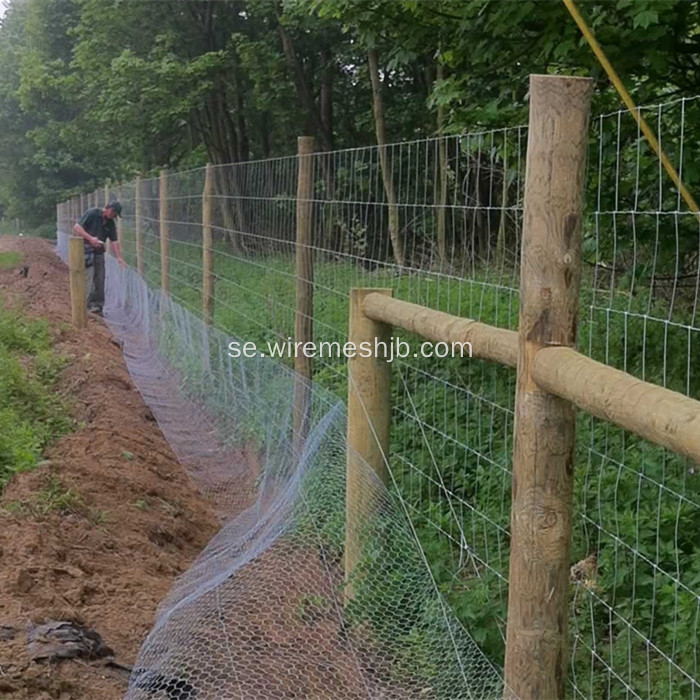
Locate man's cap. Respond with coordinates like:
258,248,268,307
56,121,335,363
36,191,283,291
106,201,122,218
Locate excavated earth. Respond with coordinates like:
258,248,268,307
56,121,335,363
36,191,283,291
0,236,420,700
0,236,220,699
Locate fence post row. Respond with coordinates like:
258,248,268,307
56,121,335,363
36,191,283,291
292,136,316,455
344,288,393,600
503,75,593,700
160,168,169,294
202,163,214,325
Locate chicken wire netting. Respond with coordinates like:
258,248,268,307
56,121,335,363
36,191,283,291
54,226,504,699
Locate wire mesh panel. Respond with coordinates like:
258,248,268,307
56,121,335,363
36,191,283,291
209,156,299,344
54,94,700,699
569,97,700,700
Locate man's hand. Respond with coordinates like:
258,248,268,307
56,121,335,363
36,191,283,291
89,236,104,251
117,257,127,268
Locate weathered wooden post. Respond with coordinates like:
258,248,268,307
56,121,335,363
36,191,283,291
344,288,392,599
202,164,214,325
292,136,316,454
159,168,169,293
135,176,143,276
503,74,593,700
68,236,86,329
116,185,123,240
104,183,112,253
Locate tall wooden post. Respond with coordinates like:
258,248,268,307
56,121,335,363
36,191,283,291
116,185,123,240
202,164,214,325
159,168,169,293
503,74,593,700
104,183,112,253
344,288,392,599
135,176,143,275
292,136,316,453
68,236,86,329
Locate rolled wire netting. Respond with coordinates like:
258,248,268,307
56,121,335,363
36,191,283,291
89,259,504,700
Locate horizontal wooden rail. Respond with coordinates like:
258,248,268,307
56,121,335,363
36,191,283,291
362,292,518,368
533,347,700,463
362,291,700,465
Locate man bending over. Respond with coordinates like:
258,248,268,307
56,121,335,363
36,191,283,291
72,201,126,315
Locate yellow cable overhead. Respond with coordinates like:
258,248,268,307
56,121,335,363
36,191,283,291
562,0,700,216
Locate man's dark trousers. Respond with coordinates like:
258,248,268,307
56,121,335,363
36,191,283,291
87,252,106,311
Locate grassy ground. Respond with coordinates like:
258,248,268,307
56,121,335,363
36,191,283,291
0,254,72,488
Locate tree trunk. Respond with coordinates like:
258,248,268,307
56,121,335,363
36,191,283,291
320,48,334,147
278,21,333,152
368,47,404,267
260,111,271,158
436,62,448,268
230,48,250,162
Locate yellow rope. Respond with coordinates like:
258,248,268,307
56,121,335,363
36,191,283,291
562,0,700,216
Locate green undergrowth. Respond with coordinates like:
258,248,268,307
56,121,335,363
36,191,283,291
0,251,23,268
0,298,72,489
122,232,700,698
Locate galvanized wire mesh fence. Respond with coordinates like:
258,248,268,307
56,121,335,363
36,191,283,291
57,94,700,700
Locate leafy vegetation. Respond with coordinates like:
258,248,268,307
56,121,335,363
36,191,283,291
0,299,71,488
0,250,22,267
1,0,700,228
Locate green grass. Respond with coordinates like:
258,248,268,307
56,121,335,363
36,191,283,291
0,222,55,239
0,301,72,489
0,251,22,268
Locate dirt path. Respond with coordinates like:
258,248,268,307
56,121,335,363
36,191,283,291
0,236,220,700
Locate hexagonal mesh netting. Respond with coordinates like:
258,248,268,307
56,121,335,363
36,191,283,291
83,259,504,699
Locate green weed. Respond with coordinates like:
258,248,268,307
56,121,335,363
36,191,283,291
0,300,72,488
0,251,22,268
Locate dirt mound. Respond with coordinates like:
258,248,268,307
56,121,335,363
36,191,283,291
0,236,219,699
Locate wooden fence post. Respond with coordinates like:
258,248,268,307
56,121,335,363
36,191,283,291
104,183,112,253
159,168,169,293
117,185,123,240
135,176,143,276
292,136,316,453
345,288,392,599
68,236,86,329
202,163,214,324
503,74,593,700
